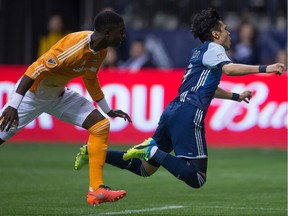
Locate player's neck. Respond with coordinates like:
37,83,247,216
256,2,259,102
90,32,107,52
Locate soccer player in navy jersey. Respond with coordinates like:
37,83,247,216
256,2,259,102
75,8,285,189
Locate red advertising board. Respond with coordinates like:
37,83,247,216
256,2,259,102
0,66,287,148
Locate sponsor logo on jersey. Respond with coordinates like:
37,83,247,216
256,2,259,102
73,66,97,73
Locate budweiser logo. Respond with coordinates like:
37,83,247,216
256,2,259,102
210,81,287,131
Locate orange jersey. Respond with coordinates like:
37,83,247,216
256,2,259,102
25,31,107,100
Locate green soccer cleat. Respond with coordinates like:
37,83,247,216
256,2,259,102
75,145,89,170
123,138,157,161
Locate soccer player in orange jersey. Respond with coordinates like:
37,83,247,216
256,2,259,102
0,10,131,206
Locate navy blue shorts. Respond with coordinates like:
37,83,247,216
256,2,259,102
152,101,208,159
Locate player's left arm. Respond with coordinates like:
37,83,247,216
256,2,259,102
214,87,252,103
82,71,131,122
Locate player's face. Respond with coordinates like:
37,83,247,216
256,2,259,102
217,21,231,50
108,22,126,47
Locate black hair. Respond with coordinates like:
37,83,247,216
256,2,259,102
93,10,123,32
191,8,221,43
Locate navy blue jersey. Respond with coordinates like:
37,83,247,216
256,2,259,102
174,41,231,112
152,41,232,159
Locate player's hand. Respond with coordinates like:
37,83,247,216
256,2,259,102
238,91,252,103
107,109,132,122
0,106,19,132
266,63,286,75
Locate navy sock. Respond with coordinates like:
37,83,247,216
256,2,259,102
106,150,150,177
150,149,206,188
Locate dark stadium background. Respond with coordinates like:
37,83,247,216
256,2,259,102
0,0,286,66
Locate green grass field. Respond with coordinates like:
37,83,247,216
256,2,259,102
0,144,286,216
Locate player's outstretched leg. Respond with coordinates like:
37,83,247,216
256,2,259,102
75,145,152,177
123,138,157,161
75,137,157,170
87,185,126,206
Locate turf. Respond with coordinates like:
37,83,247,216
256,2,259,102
0,144,286,216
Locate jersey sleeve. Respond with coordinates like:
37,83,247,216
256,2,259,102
82,49,107,101
24,32,90,80
24,50,62,80
202,43,231,70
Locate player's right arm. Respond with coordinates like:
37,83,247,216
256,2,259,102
82,72,132,123
0,75,34,132
203,43,285,76
0,46,63,132
0,38,64,132
222,63,285,76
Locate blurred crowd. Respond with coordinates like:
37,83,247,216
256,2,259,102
107,0,287,31
0,0,287,68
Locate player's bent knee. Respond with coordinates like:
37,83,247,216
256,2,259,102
190,172,206,189
182,171,206,189
88,118,110,136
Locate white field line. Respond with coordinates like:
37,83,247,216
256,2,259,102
94,205,185,215
93,205,287,216
200,205,287,212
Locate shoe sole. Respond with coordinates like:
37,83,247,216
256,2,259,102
88,192,126,206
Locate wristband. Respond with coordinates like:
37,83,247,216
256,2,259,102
7,92,24,109
259,65,267,73
231,93,240,101
97,98,111,114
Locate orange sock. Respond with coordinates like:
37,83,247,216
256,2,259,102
87,118,110,191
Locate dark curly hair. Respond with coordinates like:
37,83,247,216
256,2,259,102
93,10,123,32
191,8,221,43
